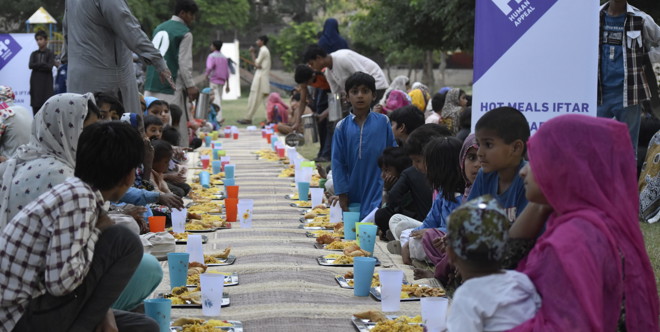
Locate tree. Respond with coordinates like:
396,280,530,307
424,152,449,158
271,21,319,71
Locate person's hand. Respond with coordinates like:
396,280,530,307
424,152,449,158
383,174,398,191
411,229,427,239
159,69,176,90
187,86,199,101
0,156,6,163
96,212,115,231
225,84,230,93
432,235,447,253
374,104,383,113
249,46,255,53
121,204,149,234
95,309,118,332
338,194,349,212
316,164,327,179
158,193,184,210
163,172,186,184
292,121,302,133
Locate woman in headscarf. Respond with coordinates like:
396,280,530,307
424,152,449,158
377,76,409,107
266,92,290,124
639,130,660,223
381,90,411,114
509,114,658,331
408,88,430,112
440,88,467,134
0,86,32,161
318,18,349,53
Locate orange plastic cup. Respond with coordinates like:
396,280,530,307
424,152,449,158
226,185,239,199
273,124,278,133
148,216,166,232
225,198,238,222
266,133,272,144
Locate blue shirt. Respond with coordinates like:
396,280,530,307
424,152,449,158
414,191,461,232
600,12,626,97
467,161,528,221
332,111,396,219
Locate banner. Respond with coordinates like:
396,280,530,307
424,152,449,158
472,0,599,134
0,34,40,112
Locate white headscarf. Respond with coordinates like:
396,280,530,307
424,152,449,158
0,93,94,225
379,76,409,105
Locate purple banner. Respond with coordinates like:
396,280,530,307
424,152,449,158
0,34,22,71
474,0,559,83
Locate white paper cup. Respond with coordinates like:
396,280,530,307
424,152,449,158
310,188,324,208
171,208,187,234
200,273,225,317
186,234,205,264
421,297,448,332
379,269,403,312
237,199,254,228
330,202,343,223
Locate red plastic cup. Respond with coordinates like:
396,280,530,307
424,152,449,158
225,198,238,222
201,158,210,169
226,185,239,199
221,161,230,171
261,130,266,138
233,132,239,140
148,216,166,232
266,133,272,144
273,124,278,133
277,147,286,158
224,131,231,138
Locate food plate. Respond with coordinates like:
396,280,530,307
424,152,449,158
301,207,329,216
351,315,422,332
298,223,334,230
187,272,238,287
186,228,218,233
290,201,312,208
317,255,380,267
175,235,209,245
335,275,408,289
160,292,230,308
206,255,236,267
170,319,243,332
306,230,343,238
370,284,446,301
313,243,344,251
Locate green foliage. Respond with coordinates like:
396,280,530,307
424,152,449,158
271,21,320,71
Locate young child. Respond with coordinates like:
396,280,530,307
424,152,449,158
330,72,396,219
440,88,467,134
455,107,472,143
94,92,125,121
446,195,541,331
389,105,425,145
375,147,411,238
150,140,174,194
146,99,170,125
29,30,55,114
467,106,529,220
426,92,445,124
144,115,164,140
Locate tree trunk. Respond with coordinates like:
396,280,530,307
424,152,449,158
422,50,434,88
437,52,447,89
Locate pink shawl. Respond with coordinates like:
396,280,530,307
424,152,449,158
382,90,411,113
266,93,289,123
509,114,658,331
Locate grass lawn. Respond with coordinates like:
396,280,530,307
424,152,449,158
222,95,660,296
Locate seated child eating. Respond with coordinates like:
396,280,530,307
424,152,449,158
446,195,541,331
144,115,164,141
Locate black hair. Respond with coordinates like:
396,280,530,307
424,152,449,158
212,40,223,51
431,92,447,113
423,137,465,202
389,105,425,135
377,147,412,174
404,123,452,156
639,115,660,147
34,30,47,40
294,64,315,84
458,107,471,130
345,71,375,95
291,92,301,102
161,126,181,146
175,0,199,15
169,104,183,126
148,99,169,111
86,99,101,122
75,122,144,191
258,35,269,45
93,92,125,118
475,106,530,151
152,139,174,163
144,114,164,129
302,44,327,63
190,137,202,149
465,94,472,107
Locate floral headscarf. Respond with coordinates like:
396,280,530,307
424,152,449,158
441,88,464,133
460,134,478,201
0,85,15,103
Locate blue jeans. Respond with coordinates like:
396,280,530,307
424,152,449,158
597,95,641,157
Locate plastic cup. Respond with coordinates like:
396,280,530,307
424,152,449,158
225,198,238,222
421,297,449,332
201,158,210,170
148,216,166,232
171,208,187,234
353,257,377,297
233,132,239,139
221,161,230,172
212,149,221,160
310,188,324,208
277,147,286,158
357,224,377,256
224,164,235,179
348,203,361,213
200,273,225,317
167,252,189,289
238,199,254,228
226,185,239,199
297,182,310,202
204,135,211,147
223,177,235,187
186,234,205,264
266,133,272,143
199,171,211,188
212,161,222,174
343,211,360,240
224,128,231,138
379,269,403,312
211,131,219,140
262,129,267,138
218,150,227,157
144,298,171,332
319,178,327,190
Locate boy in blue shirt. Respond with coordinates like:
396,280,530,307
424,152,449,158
467,107,530,220
331,72,396,219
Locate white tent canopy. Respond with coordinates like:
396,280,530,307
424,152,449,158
26,7,57,24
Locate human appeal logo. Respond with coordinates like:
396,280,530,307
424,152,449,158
0,34,22,71
492,0,537,27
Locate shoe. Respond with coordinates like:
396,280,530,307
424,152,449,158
387,240,401,255
237,119,252,125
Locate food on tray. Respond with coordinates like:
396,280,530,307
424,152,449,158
187,202,223,214
288,193,299,200
305,220,334,229
342,272,381,287
211,173,225,180
187,270,232,286
172,232,192,240
255,149,282,162
278,168,295,178
303,212,317,219
372,316,423,332
188,212,202,220
188,262,207,275
353,310,388,323
203,248,232,263
211,180,224,186
187,217,226,230
311,205,329,214
316,233,340,244
325,240,356,250
400,284,446,298
343,244,370,257
293,200,312,207
333,222,344,234
324,254,354,265
188,184,224,201
164,286,202,305
309,230,343,238
172,318,234,332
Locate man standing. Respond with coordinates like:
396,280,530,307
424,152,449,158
28,30,55,114
64,0,173,115
205,40,231,124
598,0,660,153
238,36,271,125
145,0,199,147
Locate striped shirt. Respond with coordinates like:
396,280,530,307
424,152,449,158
0,177,103,332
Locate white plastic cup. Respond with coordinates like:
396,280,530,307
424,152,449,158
379,269,403,312
421,297,449,332
171,208,187,233
200,273,225,317
186,234,204,264
237,199,254,228
310,188,324,208
330,201,343,223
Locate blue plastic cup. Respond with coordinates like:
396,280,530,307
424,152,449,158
343,211,360,240
213,149,221,160
297,182,310,202
211,161,221,174
348,203,361,213
358,224,378,257
167,252,189,289
224,177,235,186
353,257,377,296
204,135,211,147
199,171,211,188
144,298,171,332
225,164,235,179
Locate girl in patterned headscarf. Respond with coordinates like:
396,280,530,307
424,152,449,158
0,86,33,160
441,88,467,133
